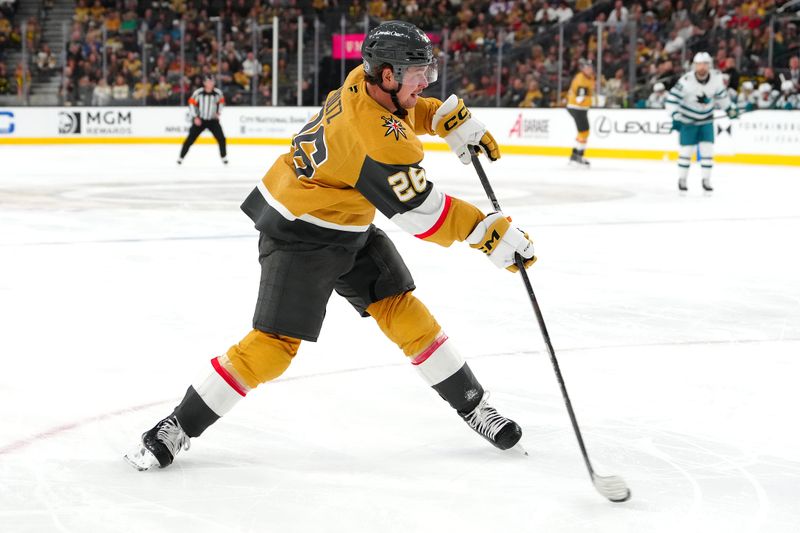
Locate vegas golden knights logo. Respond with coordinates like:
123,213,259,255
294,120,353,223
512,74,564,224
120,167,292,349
479,229,500,255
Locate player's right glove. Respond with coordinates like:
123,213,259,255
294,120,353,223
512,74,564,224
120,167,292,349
432,94,500,165
671,119,682,132
726,106,739,119
466,213,536,273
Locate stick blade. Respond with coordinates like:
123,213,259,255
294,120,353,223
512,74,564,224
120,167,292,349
592,474,631,503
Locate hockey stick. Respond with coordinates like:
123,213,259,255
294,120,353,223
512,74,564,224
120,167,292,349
468,147,631,503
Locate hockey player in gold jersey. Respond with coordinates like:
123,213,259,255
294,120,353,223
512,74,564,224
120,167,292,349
566,58,595,167
124,21,536,471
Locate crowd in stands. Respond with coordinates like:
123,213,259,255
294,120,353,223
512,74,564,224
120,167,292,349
427,0,799,109
59,0,306,107
0,0,22,96
2,0,798,109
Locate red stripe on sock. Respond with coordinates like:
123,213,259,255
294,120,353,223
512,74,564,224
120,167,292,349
411,335,449,366
414,195,452,240
211,357,247,397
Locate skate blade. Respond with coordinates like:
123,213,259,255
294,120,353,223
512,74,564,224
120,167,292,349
509,441,529,456
123,443,160,471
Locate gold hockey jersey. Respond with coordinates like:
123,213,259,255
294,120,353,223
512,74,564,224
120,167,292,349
567,72,594,109
241,66,484,248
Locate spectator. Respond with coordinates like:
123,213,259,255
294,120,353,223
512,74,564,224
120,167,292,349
554,1,574,23
663,29,685,55
0,60,10,94
111,73,129,102
761,67,780,92
0,13,13,61
756,82,777,109
737,81,756,112
132,79,150,102
641,11,659,34
242,51,260,80
535,2,557,25
520,79,544,107
152,75,172,105
722,57,740,91
89,0,104,23
779,56,799,91
35,42,56,74
74,0,90,24
604,68,627,107
14,61,28,96
503,77,527,107
607,0,629,26
776,80,798,110
91,76,111,105
647,82,666,108
257,82,272,106
76,74,94,105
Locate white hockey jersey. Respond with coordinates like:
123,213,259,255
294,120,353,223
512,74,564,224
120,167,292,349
756,90,778,109
737,91,756,112
647,92,667,109
666,70,732,125
776,93,799,110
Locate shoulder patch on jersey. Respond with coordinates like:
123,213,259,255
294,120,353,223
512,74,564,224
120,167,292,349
381,115,407,140
348,85,359,93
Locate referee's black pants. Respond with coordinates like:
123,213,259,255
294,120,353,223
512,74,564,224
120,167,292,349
179,119,227,158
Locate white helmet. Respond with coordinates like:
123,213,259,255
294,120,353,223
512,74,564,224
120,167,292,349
781,80,795,93
741,81,754,91
758,82,772,93
654,82,665,92
693,51,713,65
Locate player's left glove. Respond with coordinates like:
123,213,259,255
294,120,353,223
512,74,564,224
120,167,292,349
726,106,739,119
432,94,500,165
466,213,536,273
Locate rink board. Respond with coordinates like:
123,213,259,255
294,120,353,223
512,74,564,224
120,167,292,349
0,106,798,165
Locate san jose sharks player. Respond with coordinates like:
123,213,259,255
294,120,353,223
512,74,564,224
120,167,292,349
666,52,738,192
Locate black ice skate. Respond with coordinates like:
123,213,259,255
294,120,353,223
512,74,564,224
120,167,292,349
702,178,713,192
459,392,525,453
124,416,191,471
569,149,590,167
678,177,688,191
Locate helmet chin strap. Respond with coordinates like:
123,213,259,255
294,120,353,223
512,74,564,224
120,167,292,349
379,79,408,118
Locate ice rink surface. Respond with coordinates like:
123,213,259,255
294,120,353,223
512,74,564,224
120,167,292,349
1,143,799,532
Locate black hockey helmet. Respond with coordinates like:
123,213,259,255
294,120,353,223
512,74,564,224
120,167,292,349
362,21,438,85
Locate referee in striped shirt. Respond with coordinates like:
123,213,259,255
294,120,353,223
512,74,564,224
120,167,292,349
178,75,228,165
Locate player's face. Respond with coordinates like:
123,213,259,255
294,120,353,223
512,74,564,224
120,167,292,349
396,69,429,108
694,62,710,78
384,65,432,108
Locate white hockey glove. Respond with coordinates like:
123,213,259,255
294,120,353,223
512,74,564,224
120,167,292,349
432,94,500,165
466,213,536,273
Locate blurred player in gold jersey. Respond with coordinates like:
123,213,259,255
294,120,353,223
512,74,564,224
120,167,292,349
567,58,595,167
124,21,536,470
